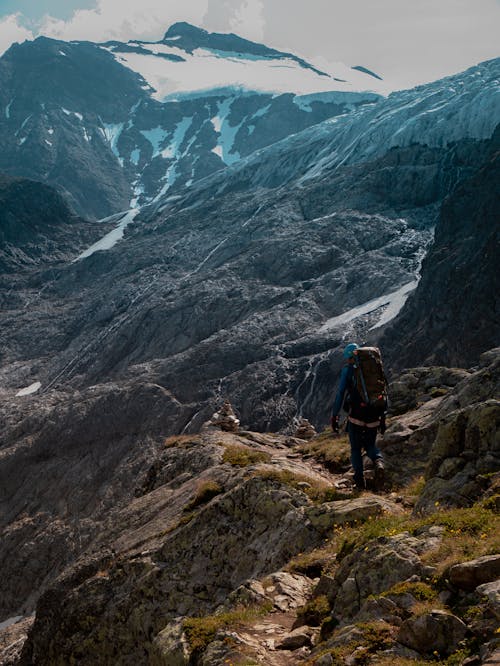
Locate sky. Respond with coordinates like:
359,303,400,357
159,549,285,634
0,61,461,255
0,0,498,89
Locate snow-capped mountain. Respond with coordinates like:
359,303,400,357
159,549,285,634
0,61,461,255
104,22,387,100
0,23,383,218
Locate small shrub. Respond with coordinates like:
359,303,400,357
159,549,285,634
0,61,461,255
382,581,437,602
164,434,200,448
299,432,351,472
222,444,271,467
183,604,270,653
254,468,337,503
296,595,330,626
185,480,223,512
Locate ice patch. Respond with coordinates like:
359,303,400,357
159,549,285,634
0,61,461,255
211,98,242,165
16,382,42,397
318,280,418,333
140,126,168,157
130,148,140,164
110,45,386,102
103,122,124,157
75,208,139,260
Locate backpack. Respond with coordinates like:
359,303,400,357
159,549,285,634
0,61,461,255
352,346,388,414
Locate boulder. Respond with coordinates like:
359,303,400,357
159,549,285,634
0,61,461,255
332,528,443,621
449,555,500,591
415,399,500,513
397,610,466,657
276,625,315,650
306,495,402,533
150,619,191,666
477,580,500,619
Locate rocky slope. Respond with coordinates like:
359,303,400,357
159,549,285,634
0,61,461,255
0,23,381,219
0,174,105,273
0,349,497,665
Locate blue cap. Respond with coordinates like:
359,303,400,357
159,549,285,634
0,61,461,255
343,343,359,359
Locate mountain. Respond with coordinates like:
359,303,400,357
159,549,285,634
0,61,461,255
1,59,498,437
0,24,383,219
382,125,500,368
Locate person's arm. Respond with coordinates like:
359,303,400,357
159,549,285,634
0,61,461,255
332,366,350,417
331,366,351,430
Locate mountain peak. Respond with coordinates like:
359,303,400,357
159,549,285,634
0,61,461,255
163,22,208,41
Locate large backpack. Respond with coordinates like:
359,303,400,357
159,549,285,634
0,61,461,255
352,346,388,414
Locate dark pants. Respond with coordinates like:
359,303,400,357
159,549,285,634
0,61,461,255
347,421,382,487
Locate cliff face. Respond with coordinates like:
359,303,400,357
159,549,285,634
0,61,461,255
383,126,500,369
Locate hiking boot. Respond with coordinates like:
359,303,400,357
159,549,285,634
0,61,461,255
374,459,385,487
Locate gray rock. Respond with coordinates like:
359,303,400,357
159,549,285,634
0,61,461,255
449,555,500,591
477,580,500,619
397,609,467,656
150,619,191,666
276,625,315,650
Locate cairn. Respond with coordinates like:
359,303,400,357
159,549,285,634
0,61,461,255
294,417,317,440
208,400,240,432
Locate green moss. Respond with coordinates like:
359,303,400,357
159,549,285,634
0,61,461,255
222,444,271,467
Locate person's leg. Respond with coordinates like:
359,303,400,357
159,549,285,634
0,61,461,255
348,422,365,489
364,427,382,463
364,426,384,486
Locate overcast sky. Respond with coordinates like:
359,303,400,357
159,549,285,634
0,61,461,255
0,0,498,89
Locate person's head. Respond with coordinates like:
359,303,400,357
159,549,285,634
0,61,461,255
343,343,358,363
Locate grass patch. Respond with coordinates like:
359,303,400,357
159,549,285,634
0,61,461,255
299,431,350,472
222,444,271,467
381,581,437,602
253,468,338,503
184,480,223,512
164,434,200,449
183,604,271,654
288,500,498,581
296,595,330,626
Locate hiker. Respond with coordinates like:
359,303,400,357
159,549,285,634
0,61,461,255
331,343,386,490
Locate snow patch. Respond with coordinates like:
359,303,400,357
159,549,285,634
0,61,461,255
318,280,418,333
130,148,140,164
48,128,54,134
75,208,139,260
44,139,52,146
102,122,124,157
210,98,242,165
58,50,67,57
5,99,13,119
16,382,42,397
110,44,386,102
0,616,23,631
140,126,169,157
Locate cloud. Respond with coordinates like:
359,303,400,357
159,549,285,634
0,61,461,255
0,13,33,56
38,0,209,44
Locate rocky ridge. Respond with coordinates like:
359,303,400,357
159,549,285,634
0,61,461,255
0,349,498,665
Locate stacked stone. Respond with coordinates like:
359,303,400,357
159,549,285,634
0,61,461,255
295,418,317,440
209,400,240,432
